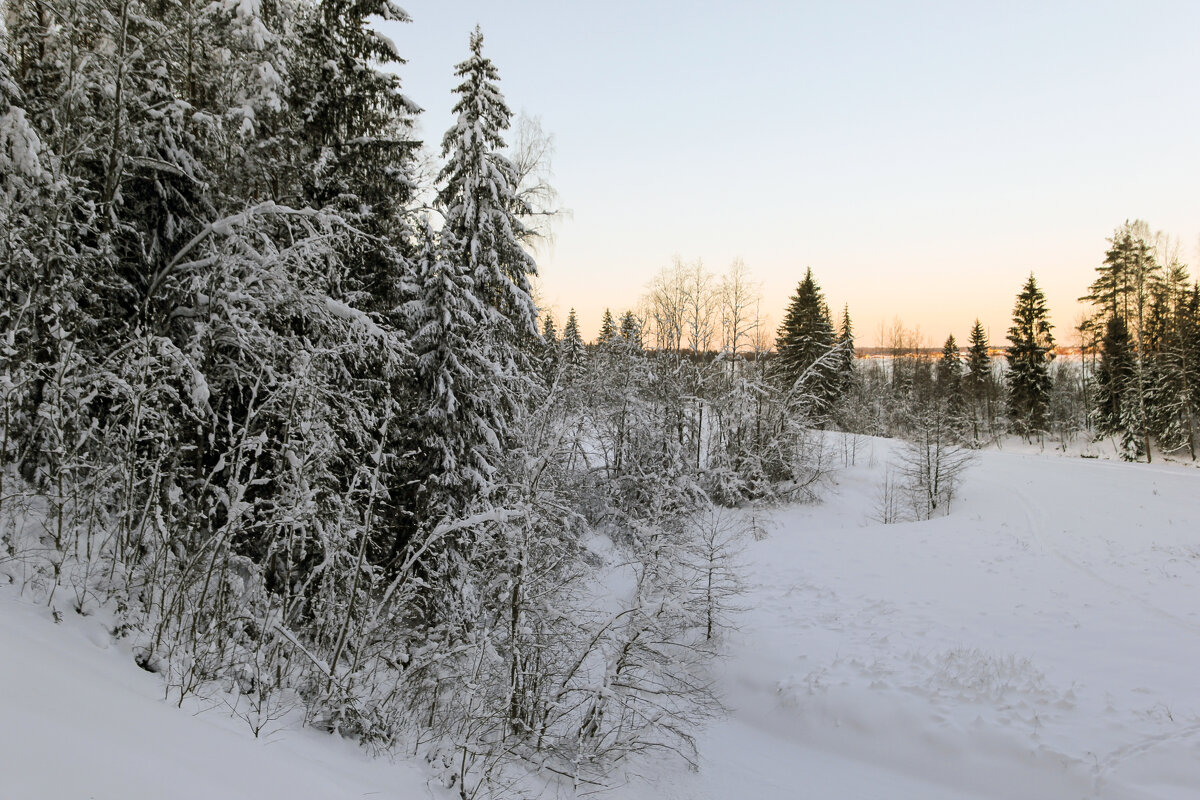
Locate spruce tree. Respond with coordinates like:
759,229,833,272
1095,315,1142,460
937,334,968,437
438,26,538,346
560,308,586,380
539,311,560,382
834,304,856,393
1081,222,1157,324
409,222,511,516
774,268,836,412
286,0,421,310
1006,275,1055,437
1142,263,1197,458
598,308,618,346
619,310,644,350
965,321,991,394
937,335,963,395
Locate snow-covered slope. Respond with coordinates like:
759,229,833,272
0,593,437,799
3,440,1199,799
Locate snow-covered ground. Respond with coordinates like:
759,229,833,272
3,439,1199,799
643,439,1200,800
0,590,437,799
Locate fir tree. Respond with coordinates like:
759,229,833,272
937,334,968,437
1081,222,1161,460
1006,275,1055,437
1142,263,1197,458
542,312,558,344
290,0,419,209
539,311,560,383
1081,222,1156,323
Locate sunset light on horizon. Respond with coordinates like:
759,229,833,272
384,0,1200,348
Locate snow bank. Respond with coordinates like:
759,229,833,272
0,593,438,800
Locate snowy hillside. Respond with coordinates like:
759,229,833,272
0,594,439,800
3,440,1199,799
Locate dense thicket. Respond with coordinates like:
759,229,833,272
0,7,781,796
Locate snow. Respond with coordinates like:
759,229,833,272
324,297,386,338
2,438,1199,798
633,439,1200,800
0,593,439,800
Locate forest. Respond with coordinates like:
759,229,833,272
2,1,1199,797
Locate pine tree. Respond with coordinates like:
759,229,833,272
936,334,969,438
542,311,558,344
1081,222,1157,324
290,0,419,242
1006,275,1055,437
537,311,559,383
1081,222,1161,459
1186,285,1200,448
1143,264,1197,458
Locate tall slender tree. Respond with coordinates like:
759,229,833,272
437,26,538,348
1094,315,1142,460
1006,275,1055,437
937,335,963,396
964,320,994,440
834,304,857,394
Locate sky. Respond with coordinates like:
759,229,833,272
380,1,1200,348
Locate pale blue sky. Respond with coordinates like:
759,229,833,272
381,1,1200,347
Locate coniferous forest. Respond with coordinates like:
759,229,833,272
2,3,1200,797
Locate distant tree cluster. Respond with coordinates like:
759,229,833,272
827,220,1200,463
